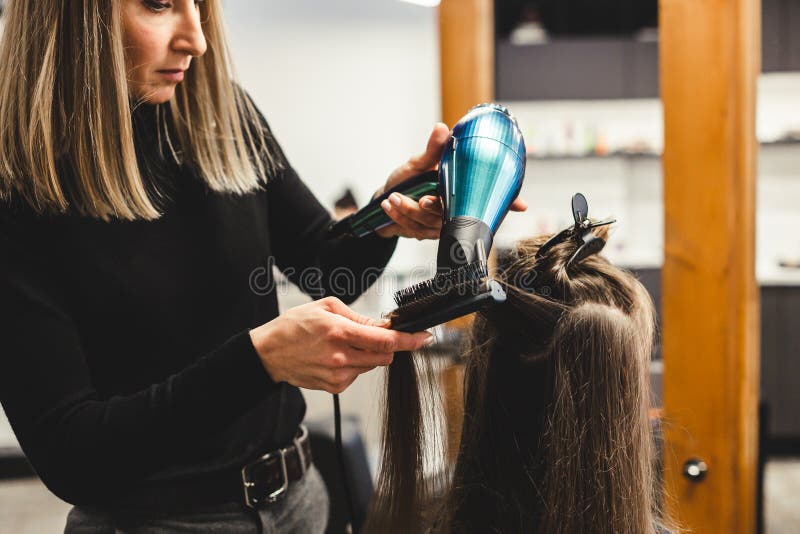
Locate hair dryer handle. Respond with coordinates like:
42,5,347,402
326,170,440,238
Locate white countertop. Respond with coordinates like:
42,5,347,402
758,265,800,286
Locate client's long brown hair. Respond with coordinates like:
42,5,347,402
368,226,674,533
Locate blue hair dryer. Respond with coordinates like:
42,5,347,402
436,103,526,270
327,103,526,273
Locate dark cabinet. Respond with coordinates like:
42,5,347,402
629,267,662,360
760,286,800,441
763,0,800,72
495,0,800,101
495,39,658,100
762,0,783,72
788,1,800,72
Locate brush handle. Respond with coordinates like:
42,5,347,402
326,170,440,238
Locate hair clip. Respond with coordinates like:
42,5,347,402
536,193,616,268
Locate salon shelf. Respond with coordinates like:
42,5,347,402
758,270,800,287
524,139,800,162
526,151,659,161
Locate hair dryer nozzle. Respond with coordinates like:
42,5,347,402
436,217,493,270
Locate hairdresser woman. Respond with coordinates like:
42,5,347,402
0,1,525,532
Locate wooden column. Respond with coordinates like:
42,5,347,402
660,0,761,532
438,0,494,128
438,0,495,460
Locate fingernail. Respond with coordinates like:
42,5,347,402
420,199,432,209
381,199,392,211
421,333,435,347
390,193,402,207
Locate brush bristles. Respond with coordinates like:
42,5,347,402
393,261,489,308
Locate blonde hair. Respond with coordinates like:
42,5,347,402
0,0,281,221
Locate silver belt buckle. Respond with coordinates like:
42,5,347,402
241,448,289,509
241,425,309,509
293,425,309,476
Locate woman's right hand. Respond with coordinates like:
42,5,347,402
249,296,433,394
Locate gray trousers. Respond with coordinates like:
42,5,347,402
64,465,329,534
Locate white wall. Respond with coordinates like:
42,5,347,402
223,0,441,210
221,0,442,456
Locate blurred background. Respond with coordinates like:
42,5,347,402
1,0,798,532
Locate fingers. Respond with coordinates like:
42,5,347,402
320,296,386,327
320,365,378,394
510,196,528,212
381,123,451,191
376,193,442,240
319,297,433,352
408,122,451,171
337,321,433,353
320,369,358,394
381,193,442,240
380,204,436,239
418,195,442,213
340,347,394,367
384,192,442,227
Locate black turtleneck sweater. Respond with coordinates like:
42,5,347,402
0,99,398,510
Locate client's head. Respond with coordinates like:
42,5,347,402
368,225,669,534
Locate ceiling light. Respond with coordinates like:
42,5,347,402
398,0,441,7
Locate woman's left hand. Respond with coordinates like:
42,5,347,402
375,123,528,240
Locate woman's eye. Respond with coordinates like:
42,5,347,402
143,0,172,13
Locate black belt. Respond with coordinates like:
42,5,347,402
104,425,314,515
241,424,313,508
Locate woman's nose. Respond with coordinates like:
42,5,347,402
171,5,207,58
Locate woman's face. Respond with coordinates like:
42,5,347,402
121,0,207,104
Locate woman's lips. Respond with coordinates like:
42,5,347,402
157,70,185,82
